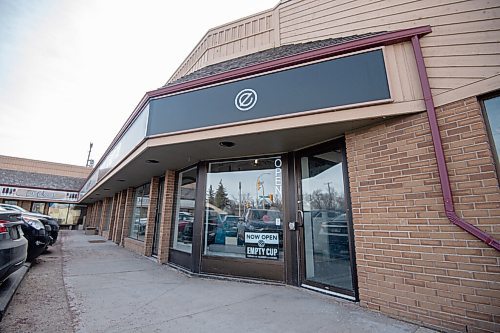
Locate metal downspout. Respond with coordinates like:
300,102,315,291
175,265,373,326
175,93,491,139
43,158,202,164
411,35,500,251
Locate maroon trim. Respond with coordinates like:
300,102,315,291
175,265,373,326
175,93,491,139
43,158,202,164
411,36,499,251
81,25,432,195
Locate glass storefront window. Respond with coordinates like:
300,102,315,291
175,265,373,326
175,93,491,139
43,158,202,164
31,202,46,214
204,157,283,260
129,183,150,241
173,168,197,253
48,203,69,224
482,94,500,179
47,203,84,225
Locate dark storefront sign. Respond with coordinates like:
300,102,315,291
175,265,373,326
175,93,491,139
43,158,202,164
245,232,279,260
147,49,390,136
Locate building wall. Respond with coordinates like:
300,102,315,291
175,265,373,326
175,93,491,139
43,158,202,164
278,0,500,108
0,155,91,178
346,96,499,332
168,6,279,83
169,0,500,109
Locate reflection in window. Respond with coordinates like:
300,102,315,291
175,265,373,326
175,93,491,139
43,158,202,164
204,157,283,260
129,183,150,241
31,202,46,214
48,203,69,224
173,168,197,253
482,95,500,179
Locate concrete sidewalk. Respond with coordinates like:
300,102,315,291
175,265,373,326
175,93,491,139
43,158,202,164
62,231,435,333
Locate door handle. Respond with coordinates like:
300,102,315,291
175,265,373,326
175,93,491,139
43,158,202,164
289,210,304,231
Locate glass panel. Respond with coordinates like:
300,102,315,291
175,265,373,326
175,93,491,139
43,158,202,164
129,183,150,241
31,202,46,214
204,157,283,260
48,203,70,224
301,148,354,292
66,205,85,225
483,95,500,176
79,105,149,198
173,168,197,253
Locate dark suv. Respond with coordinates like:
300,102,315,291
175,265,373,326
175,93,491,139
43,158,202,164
0,204,59,245
237,209,283,246
0,208,28,282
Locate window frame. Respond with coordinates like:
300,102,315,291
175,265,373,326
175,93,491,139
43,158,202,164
480,91,500,183
129,182,151,241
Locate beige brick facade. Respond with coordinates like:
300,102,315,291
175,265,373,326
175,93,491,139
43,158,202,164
120,188,135,246
143,177,160,257
346,97,500,332
157,170,176,264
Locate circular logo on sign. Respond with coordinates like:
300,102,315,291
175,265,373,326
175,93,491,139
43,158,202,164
258,239,266,248
235,88,257,111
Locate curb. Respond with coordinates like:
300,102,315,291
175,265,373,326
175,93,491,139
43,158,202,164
0,262,31,322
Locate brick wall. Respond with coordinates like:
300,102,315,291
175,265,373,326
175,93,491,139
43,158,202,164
346,96,500,332
123,237,144,256
157,170,176,264
144,177,160,257
112,190,126,244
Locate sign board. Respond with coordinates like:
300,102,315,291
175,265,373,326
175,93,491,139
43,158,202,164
148,49,390,136
245,232,279,260
0,186,79,203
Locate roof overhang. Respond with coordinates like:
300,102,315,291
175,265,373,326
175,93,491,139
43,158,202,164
80,25,432,203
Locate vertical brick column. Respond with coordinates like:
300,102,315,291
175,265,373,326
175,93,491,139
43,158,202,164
99,198,110,235
157,170,176,264
96,201,103,229
107,193,119,240
84,204,93,228
113,190,126,244
120,187,135,247
90,203,98,228
144,177,160,257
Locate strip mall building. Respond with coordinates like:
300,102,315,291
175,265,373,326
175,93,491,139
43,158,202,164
80,1,500,332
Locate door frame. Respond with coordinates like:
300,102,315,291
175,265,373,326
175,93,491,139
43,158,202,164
294,137,359,300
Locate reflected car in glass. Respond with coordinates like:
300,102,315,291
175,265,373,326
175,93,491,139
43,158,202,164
0,208,28,283
237,209,283,246
318,213,349,256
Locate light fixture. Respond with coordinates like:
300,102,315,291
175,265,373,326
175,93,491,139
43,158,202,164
103,188,110,191
146,159,159,164
219,141,235,147
117,179,125,182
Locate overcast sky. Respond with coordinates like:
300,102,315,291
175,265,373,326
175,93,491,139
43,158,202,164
0,0,277,166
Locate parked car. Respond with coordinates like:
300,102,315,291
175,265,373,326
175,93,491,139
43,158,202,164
0,208,28,283
237,209,283,247
318,213,349,256
177,212,194,238
0,204,59,245
214,214,240,244
180,210,218,245
0,207,50,261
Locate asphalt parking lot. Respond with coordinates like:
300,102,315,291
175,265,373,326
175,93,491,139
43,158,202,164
0,231,437,333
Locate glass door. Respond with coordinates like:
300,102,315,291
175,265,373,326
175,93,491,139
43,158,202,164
298,141,357,299
151,178,164,256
